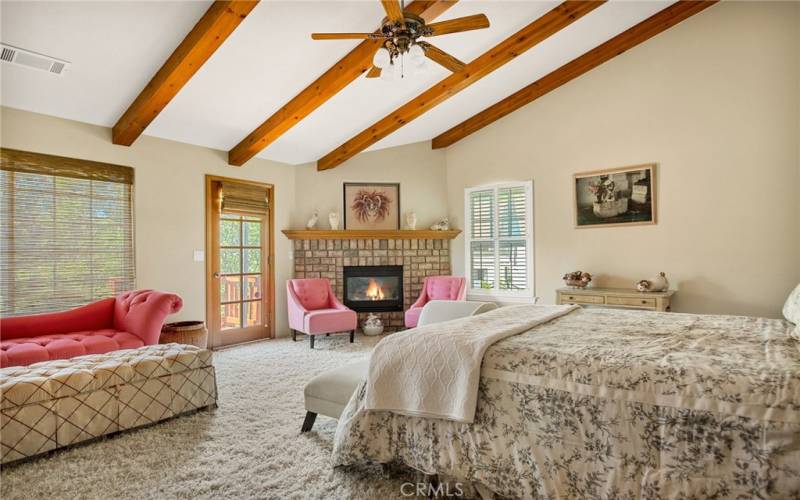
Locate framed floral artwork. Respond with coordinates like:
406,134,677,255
343,182,400,230
574,163,656,228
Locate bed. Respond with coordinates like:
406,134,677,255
332,302,800,499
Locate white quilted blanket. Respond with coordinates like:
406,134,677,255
363,304,578,423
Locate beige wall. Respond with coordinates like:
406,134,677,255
0,109,447,338
0,110,449,337
292,142,448,230
0,107,297,335
444,1,800,318
1,1,797,329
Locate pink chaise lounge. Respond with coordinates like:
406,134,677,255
287,279,356,349
404,276,467,328
0,290,183,368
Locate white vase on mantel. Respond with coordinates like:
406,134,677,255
328,212,340,230
405,211,417,230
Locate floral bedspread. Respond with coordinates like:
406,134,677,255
332,307,800,499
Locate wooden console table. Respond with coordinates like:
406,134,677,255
556,287,675,312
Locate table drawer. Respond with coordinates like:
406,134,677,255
561,293,604,305
607,296,656,308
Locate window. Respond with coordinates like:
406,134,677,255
0,148,135,317
465,181,533,299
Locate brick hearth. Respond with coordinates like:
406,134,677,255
292,238,451,332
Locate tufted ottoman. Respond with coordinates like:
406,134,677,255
0,343,217,465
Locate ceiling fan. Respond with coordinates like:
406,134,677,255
311,0,489,81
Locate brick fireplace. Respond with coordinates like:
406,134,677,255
291,237,452,332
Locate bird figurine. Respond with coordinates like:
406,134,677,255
430,217,450,231
650,272,669,292
636,272,669,292
306,210,319,230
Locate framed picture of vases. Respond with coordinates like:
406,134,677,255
573,163,657,228
343,182,401,230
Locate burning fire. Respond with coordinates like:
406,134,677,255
365,278,385,301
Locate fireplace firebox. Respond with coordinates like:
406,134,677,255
343,265,403,312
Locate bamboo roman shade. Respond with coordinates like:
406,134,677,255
220,181,269,215
0,148,134,184
0,148,135,317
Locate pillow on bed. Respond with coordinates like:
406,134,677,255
783,283,800,325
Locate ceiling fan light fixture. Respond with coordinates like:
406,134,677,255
312,1,490,82
380,62,396,81
373,47,391,69
404,58,425,77
408,44,425,66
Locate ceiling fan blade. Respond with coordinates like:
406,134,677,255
419,42,465,72
425,14,489,37
380,0,406,27
311,33,379,40
366,66,382,78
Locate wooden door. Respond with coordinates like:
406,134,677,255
205,176,274,348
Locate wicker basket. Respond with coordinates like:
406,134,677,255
161,321,209,349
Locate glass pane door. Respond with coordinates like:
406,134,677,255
219,214,264,332
206,176,272,348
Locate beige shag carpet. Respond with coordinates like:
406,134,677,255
1,335,418,499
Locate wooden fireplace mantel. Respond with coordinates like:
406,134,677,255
281,229,461,240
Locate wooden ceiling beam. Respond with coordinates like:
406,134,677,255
431,1,718,149
112,1,259,146
227,0,458,166
317,1,603,171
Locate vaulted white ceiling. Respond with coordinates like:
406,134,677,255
0,1,673,166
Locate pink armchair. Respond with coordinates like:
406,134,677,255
0,290,183,368
287,279,357,349
404,276,467,328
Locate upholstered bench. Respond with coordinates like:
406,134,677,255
302,358,368,432
0,343,217,464
301,301,497,432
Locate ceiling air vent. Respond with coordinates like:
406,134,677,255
1,47,15,62
0,43,70,76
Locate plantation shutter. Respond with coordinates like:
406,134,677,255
466,182,532,297
0,148,135,317
497,186,527,290
470,190,493,239
220,182,269,216
497,186,526,238
498,241,527,290
470,241,495,289
469,190,494,289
